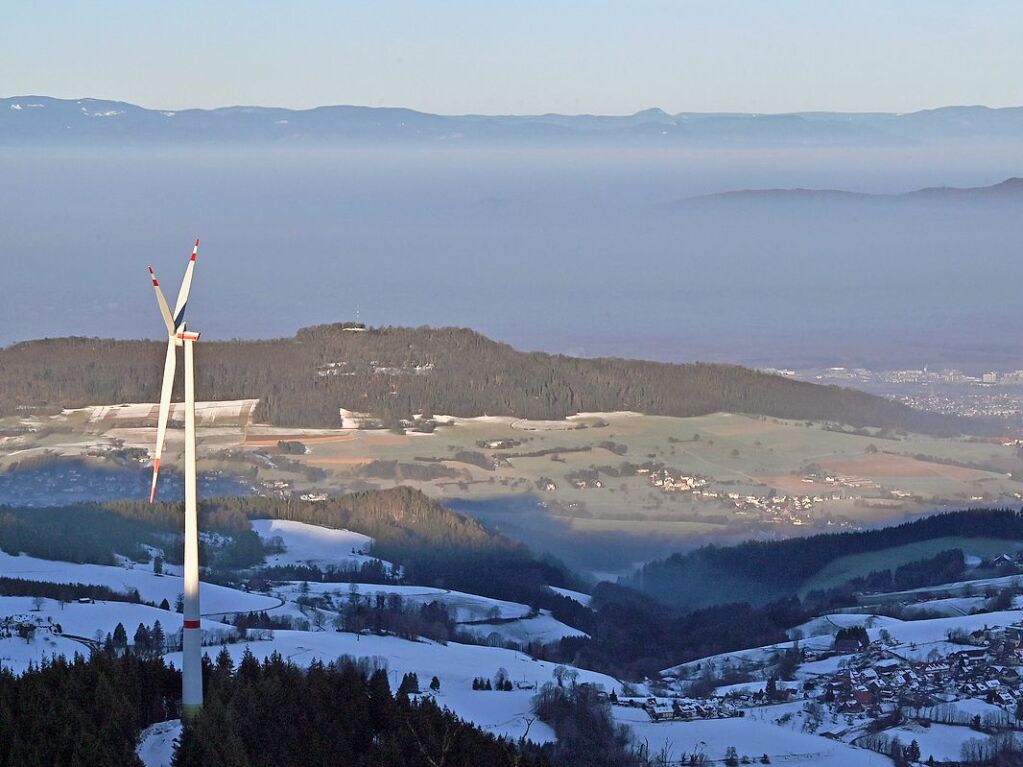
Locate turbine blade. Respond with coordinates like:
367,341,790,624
149,267,175,336
172,239,199,330
149,339,177,502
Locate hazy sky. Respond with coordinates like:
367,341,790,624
3,1,1021,115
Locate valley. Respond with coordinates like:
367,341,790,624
5,402,1022,570
8,500,1023,765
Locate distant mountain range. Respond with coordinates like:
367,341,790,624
3,96,1023,147
683,176,1023,205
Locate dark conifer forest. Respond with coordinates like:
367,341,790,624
0,651,548,767
0,653,179,767
174,649,546,767
0,325,981,434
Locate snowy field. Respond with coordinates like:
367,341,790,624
614,706,890,766
66,399,258,426
880,609,1023,660
162,630,620,742
662,632,837,678
0,550,279,614
794,608,1023,655
0,596,237,674
271,580,529,620
462,610,588,645
0,631,91,675
136,720,182,767
859,722,993,763
791,612,896,639
901,596,988,617
251,519,382,569
875,573,1023,601
549,586,591,606
0,596,233,640
916,697,1011,722
795,654,854,679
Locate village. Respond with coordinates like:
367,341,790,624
627,614,1023,763
641,466,847,527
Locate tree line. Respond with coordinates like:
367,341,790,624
628,508,1023,608
0,325,981,434
0,501,265,569
0,576,143,605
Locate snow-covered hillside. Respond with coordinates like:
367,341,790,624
0,595,238,674
163,630,616,742
271,581,530,622
17,514,1008,766
616,706,891,766
0,549,279,613
251,519,383,569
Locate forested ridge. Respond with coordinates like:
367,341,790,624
0,325,980,434
627,508,1023,608
0,487,572,605
1,487,497,562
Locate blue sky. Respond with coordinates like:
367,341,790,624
3,1,1021,114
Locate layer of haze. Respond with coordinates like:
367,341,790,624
2,144,1021,371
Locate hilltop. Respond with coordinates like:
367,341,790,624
683,176,1023,206
0,325,983,436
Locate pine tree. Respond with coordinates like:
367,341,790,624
133,623,152,655
906,740,921,762
151,620,166,655
398,672,419,695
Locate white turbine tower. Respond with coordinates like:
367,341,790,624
148,239,203,716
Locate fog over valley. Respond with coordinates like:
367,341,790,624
2,134,1021,372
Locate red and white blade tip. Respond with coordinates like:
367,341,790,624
191,240,199,260
148,459,161,503
148,267,159,286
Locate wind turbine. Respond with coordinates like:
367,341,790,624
148,239,203,716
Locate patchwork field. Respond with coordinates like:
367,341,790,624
3,406,1022,544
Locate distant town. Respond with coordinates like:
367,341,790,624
770,367,1023,426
